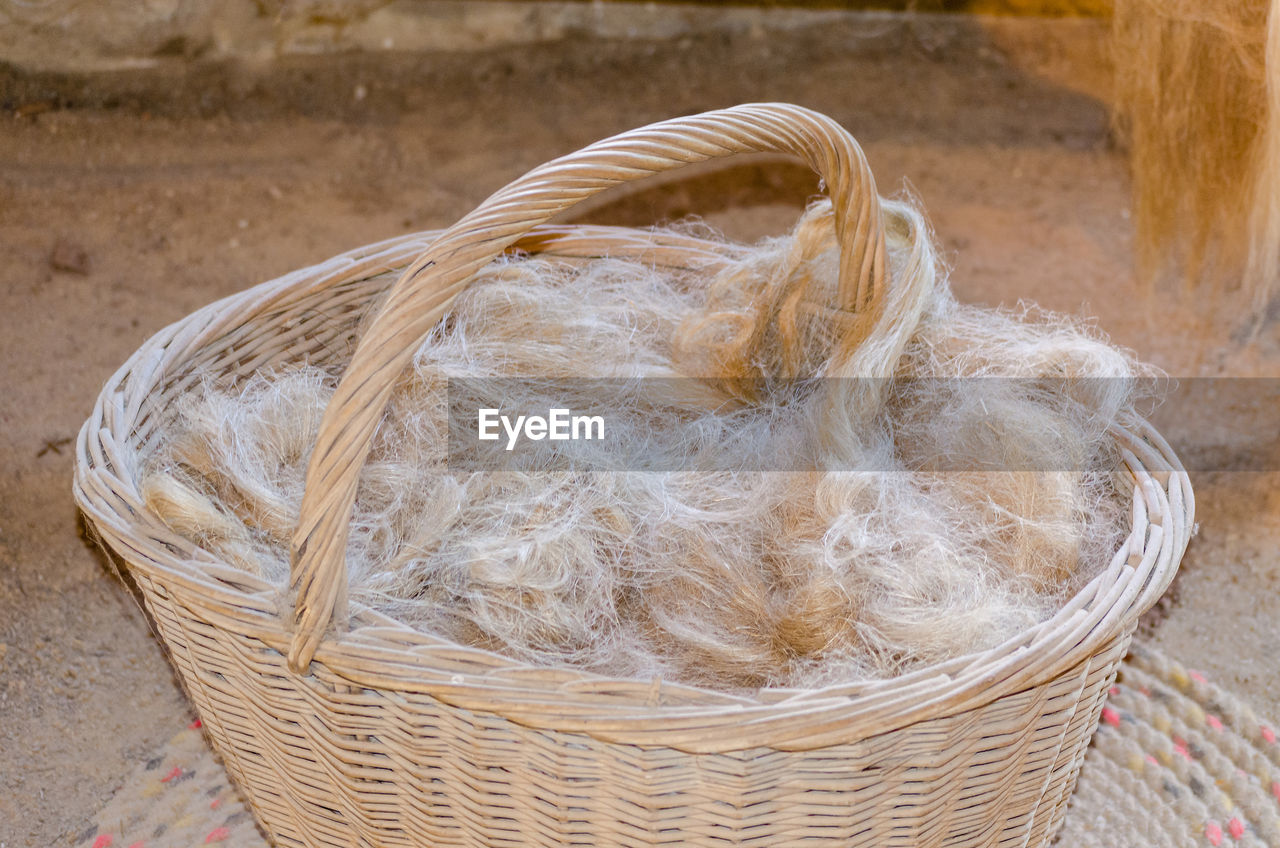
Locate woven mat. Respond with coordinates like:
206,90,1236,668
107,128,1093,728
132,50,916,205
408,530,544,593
74,641,1280,848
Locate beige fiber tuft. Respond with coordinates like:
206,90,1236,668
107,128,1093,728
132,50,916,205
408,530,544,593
141,198,1156,692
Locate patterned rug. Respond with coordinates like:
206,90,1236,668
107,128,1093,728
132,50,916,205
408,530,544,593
74,641,1280,848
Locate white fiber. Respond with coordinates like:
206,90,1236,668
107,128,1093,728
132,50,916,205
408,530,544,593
140,198,1155,692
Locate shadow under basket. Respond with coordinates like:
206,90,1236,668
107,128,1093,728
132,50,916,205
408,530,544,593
73,104,1194,847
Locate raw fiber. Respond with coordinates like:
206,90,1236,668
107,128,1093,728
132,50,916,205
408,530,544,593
139,198,1158,693
1113,0,1280,309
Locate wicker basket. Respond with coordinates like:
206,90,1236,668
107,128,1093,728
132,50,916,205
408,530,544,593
73,103,1193,848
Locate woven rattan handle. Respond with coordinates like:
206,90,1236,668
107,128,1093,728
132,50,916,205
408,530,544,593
287,103,890,673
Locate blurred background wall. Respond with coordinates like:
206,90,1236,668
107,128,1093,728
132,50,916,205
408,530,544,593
2,0,1109,75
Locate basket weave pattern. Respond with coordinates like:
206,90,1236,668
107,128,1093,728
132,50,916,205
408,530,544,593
74,104,1193,847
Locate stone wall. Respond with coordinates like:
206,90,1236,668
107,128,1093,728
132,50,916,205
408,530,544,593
1,0,1109,74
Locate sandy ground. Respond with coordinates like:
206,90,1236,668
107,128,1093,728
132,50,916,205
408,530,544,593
1,15,1278,848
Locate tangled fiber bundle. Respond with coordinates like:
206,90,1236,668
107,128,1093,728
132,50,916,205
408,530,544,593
1113,0,1280,307
140,198,1156,692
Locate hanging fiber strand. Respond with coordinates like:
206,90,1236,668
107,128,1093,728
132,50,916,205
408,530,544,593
1112,0,1280,311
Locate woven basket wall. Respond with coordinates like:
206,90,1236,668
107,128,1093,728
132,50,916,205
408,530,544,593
73,104,1194,848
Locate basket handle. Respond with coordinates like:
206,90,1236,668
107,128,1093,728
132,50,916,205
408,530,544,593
287,102,890,673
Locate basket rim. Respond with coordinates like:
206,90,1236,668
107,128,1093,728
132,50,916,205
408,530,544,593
73,224,1195,754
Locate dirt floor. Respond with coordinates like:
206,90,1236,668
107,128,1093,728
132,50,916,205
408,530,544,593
1,14,1278,848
